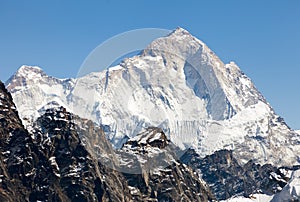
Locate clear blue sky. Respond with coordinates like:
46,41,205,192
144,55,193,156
0,0,299,129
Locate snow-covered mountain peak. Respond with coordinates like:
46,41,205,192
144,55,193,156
14,65,45,79
6,65,48,90
167,27,203,44
6,65,41,85
5,65,75,127
6,27,300,167
7,65,75,86
142,27,204,61
169,27,193,36
18,64,43,72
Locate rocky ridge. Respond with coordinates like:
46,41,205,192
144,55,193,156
0,81,214,201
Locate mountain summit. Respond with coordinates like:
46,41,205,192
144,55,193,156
6,28,300,167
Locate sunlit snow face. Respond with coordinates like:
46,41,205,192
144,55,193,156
71,28,210,174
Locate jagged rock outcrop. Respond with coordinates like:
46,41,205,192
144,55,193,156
32,107,132,202
117,127,215,201
0,81,58,201
181,148,299,200
0,85,132,201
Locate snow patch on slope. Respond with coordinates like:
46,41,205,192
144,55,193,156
221,194,273,202
272,169,300,201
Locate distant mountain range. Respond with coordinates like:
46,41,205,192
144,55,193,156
1,27,300,201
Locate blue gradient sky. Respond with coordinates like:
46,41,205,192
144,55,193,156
0,1,299,129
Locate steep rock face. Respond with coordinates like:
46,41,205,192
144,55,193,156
142,28,236,120
6,28,300,167
33,109,215,202
32,107,132,202
0,81,132,201
181,149,299,200
0,81,28,201
117,127,215,201
0,81,60,201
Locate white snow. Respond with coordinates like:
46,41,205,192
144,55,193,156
270,172,287,183
129,129,164,145
149,132,163,143
272,169,300,201
221,194,273,202
1,151,10,155
108,65,123,71
279,168,293,179
25,168,36,177
128,186,139,195
49,156,60,177
67,163,83,178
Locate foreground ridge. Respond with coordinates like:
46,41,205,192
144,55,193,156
0,81,215,201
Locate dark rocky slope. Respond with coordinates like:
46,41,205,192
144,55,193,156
0,81,214,202
117,127,215,201
181,148,298,200
0,81,53,201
